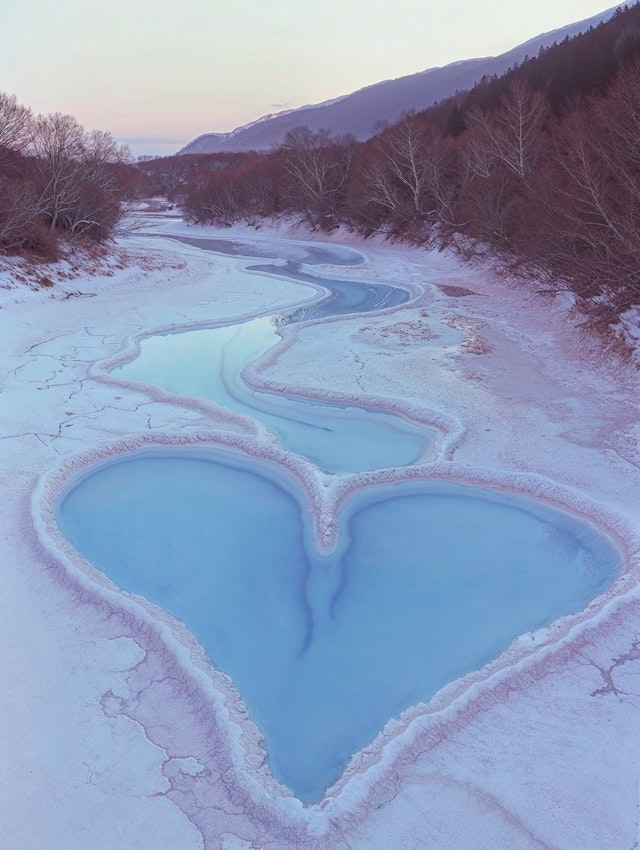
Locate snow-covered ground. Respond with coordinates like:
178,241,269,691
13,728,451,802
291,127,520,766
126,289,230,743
2,219,640,849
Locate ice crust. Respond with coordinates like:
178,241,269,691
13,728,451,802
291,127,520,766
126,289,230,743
3,218,640,847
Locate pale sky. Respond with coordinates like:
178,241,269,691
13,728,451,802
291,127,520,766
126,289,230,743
1,1,620,157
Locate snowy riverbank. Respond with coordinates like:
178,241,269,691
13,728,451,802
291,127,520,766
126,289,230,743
2,220,640,848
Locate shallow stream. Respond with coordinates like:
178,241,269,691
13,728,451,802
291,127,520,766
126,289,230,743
56,231,623,802
115,236,450,473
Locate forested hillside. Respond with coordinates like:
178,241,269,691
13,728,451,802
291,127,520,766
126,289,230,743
140,4,640,327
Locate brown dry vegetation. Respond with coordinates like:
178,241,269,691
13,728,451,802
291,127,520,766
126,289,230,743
0,97,143,260
139,5,640,330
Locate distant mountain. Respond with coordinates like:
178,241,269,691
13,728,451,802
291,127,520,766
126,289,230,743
181,110,298,155
179,96,350,156
178,5,619,156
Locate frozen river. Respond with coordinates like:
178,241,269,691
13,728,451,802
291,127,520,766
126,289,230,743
57,448,621,801
54,230,623,803
114,236,448,473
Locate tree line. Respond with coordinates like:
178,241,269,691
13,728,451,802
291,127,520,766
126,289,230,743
141,4,640,327
0,95,137,258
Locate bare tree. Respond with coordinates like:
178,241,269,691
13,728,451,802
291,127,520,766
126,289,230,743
68,129,131,237
536,81,640,314
466,80,548,179
279,127,356,227
0,93,32,159
0,95,44,253
28,112,86,231
28,113,130,238
356,115,457,238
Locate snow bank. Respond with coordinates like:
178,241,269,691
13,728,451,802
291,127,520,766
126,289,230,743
3,218,640,848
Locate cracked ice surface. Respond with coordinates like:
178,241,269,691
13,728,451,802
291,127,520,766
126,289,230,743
3,220,640,847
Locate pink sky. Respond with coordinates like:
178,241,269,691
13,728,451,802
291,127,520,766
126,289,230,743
2,0,619,157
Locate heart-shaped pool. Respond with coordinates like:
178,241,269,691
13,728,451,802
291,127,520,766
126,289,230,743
56,448,621,802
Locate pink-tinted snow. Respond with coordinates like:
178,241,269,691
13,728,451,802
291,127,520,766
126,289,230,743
2,219,640,848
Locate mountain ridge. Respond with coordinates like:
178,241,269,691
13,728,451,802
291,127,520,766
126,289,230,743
179,5,620,156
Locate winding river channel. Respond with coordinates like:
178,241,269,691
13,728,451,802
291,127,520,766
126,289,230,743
56,231,623,802
113,235,447,473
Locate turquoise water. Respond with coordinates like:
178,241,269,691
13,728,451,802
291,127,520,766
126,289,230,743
113,235,457,473
115,317,436,473
74,233,622,800
56,450,621,802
